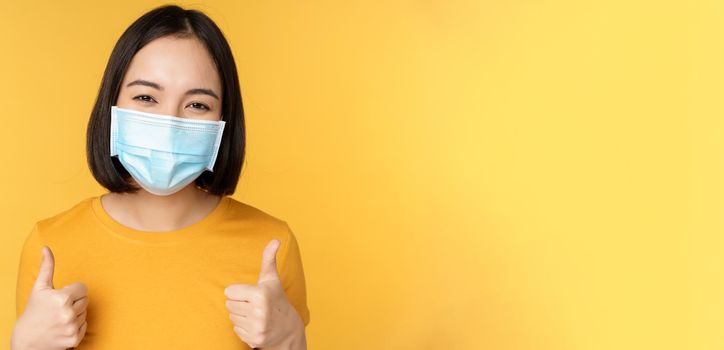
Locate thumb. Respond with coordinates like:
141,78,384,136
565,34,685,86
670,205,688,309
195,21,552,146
257,239,281,284
33,246,55,291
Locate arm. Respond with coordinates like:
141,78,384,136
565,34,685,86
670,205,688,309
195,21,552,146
261,223,310,349
11,225,89,350
225,222,310,349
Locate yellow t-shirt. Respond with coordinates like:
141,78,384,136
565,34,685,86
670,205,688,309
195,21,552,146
15,194,310,349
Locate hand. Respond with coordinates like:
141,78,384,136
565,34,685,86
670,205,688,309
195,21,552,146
11,246,89,350
224,239,304,349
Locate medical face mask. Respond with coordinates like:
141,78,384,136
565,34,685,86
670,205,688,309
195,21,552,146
110,105,226,196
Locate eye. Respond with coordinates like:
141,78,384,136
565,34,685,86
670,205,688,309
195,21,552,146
133,95,156,103
188,102,210,111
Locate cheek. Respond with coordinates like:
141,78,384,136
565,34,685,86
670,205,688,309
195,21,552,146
195,112,222,122
208,115,221,122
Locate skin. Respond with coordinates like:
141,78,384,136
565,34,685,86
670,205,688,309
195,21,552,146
11,35,306,350
11,246,88,350
103,34,225,231
225,240,307,349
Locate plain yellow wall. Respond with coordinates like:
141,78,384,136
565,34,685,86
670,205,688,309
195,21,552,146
0,0,720,348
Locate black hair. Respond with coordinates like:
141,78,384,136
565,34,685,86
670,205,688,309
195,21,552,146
86,4,244,196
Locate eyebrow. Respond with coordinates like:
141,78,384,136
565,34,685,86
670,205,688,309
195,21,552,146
125,79,220,100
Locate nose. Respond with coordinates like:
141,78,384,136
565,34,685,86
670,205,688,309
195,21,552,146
159,102,187,119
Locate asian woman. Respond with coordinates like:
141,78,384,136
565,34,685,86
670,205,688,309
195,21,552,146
10,4,310,350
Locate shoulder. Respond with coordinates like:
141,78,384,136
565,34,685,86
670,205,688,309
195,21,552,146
34,196,97,239
224,196,292,233
222,197,300,256
15,196,98,254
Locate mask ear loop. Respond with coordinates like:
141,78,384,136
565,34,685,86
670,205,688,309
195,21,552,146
110,106,119,156
206,120,226,172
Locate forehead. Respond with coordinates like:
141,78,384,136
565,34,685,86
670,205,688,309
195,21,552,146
122,35,221,92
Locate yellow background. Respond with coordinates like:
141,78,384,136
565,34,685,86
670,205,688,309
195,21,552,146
0,0,720,348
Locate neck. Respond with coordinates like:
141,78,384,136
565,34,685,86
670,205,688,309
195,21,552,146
103,181,223,232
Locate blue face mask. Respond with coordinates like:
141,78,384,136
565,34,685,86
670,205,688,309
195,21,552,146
109,105,226,196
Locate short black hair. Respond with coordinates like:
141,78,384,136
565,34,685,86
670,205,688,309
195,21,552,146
86,4,245,196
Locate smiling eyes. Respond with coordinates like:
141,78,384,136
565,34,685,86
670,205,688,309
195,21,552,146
133,95,210,111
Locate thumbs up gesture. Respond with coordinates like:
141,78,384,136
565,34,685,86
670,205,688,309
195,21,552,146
11,246,89,350
224,239,306,349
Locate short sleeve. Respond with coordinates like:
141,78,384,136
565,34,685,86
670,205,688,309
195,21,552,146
15,223,45,319
278,222,311,327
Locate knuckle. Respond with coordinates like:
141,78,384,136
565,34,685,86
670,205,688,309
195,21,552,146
69,333,81,347
233,326,245,338
68,281,82,290
252,292,265,304
60,310,75,323
225,300,234,310
64,324,77,336
74,316,85,328
257,292,267,302
255,331,267,345
53,292,71,305
255,308,266,321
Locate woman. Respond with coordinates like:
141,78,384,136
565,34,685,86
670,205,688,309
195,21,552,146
10,5,310,350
